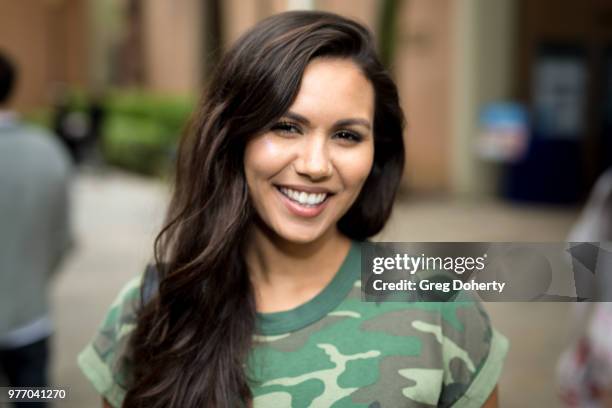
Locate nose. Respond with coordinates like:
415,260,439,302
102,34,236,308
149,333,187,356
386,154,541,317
293,135,333,180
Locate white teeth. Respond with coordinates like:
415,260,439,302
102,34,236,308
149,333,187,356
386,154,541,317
279,187,328,206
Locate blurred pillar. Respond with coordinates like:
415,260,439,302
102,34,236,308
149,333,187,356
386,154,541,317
141,0,203,95
203,0,223,80
451,0,518,197
394,0,454,192
115,0,145,86
288,0,314,10
88,0,122,91
378,0,402,70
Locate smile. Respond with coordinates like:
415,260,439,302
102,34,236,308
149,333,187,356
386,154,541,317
274,185,334,218
277,187,328,207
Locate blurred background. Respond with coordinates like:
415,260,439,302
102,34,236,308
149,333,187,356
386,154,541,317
1,0,611,406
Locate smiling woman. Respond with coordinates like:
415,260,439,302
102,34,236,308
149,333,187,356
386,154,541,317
244,58,375,244
77,10,507,408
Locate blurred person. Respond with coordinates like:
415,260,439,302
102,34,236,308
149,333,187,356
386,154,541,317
52,85,99,164
78,11,508,408
0,52,72,406
557,168,612,407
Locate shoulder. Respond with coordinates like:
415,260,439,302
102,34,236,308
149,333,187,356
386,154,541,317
346,281,508,404
0,124,71,178
362,300,508,407
28,126,72,177
412,301,509,408
77,274,146,408
370,301,509,407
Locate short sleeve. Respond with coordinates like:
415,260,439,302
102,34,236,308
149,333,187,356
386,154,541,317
77,276,143,408
436,301,509,408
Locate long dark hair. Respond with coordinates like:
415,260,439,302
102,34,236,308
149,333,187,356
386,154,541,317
123,10,405,408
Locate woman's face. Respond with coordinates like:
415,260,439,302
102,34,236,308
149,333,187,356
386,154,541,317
244,57,375,243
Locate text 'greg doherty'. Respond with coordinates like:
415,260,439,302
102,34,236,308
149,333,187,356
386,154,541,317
372,279,506,294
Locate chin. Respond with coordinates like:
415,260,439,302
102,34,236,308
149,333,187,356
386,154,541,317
274,223,330,244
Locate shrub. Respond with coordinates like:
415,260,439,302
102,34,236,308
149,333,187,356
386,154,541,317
101,91,194,176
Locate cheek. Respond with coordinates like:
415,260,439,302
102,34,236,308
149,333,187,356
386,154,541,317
336,145,375,192
244,136,288,182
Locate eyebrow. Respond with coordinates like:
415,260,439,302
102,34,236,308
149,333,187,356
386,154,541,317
284,111,372,130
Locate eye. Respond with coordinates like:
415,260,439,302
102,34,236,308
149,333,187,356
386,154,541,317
270,121,302,135
333,130,363,143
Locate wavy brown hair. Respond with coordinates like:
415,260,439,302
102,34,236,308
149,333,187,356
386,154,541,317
123,10,405,408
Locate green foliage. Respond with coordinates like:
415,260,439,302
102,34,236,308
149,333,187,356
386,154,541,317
102,115,172,175
101,91,194,176
22,89,194,176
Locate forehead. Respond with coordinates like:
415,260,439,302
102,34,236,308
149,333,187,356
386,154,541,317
288,58,374,123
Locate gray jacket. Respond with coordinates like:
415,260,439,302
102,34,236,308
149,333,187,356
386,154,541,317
0,115,72,338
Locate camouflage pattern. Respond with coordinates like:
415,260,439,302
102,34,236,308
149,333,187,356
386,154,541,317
78,246,508,408
249,281,507,408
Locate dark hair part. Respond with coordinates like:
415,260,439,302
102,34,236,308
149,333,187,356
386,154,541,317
123,10,404,408
0,52,16,104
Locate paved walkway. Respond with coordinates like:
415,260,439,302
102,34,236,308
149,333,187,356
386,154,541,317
50,169,579,407
50,168,168,407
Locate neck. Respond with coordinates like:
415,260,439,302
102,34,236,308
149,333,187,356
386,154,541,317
246,222,352,313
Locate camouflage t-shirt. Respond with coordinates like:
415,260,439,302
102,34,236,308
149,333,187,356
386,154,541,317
78,241,508,408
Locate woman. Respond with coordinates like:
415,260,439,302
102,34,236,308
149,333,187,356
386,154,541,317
78,11,508,408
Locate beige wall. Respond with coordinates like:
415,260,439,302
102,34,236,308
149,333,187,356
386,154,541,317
0,0,88,110
0,1,49,110
316,0,378,31
221,0,378,54
222,0,288,48
142,0,203,95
